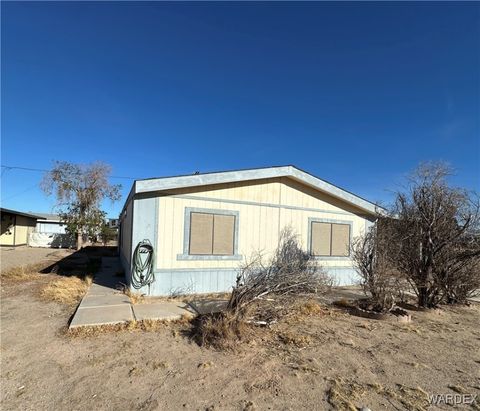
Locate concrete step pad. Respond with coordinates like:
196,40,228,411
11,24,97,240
81,293,130,308
132,302,196,321
70,305,134,328
69,256,217,328
87,283,122,296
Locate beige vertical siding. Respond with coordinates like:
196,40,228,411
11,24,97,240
15,216,36,245
170,178,282,204
0,214,16,246
155,178,371,271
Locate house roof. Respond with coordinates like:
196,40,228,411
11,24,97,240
32,213,62,222
132,165,383,215
0,208,46,220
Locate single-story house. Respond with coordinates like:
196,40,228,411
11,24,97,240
28,212,76,248
34,213,67,234
118,166,382,296
0,208,45,247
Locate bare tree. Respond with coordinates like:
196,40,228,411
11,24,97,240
41,161,121,250
388,162,480,307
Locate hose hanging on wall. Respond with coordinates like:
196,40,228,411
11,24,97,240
131,239,155,289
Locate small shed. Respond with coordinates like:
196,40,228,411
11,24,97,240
0,208,44,247
118,166,382,296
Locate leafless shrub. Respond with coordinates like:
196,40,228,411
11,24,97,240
227,227,332,316
439,238,480,303
352,224,404,312
239,296,329,326
352,162,480,309
387,162,480,307
192,228,332,349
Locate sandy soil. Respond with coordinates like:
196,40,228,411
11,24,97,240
1,251,480,410
0,246,73,272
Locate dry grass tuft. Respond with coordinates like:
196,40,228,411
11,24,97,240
326,377,366,411
393,384,429,411
277,330,313,347
1,263,46,283
177,313,195,325
294,299,326,316
367,382,429,411
67,317,191,337
136,319,167,332
68,322,131,337
326,379,430,411
191,312,255,350
124,288,145,304
41,275,92,306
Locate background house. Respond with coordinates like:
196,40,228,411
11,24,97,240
0,208,44,247
119,166,381,296
34,213,67,234
29,212,75,248
107,218,119,230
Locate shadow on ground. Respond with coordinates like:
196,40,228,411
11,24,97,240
40,246,122,287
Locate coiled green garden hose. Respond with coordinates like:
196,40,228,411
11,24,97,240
131,239,155,289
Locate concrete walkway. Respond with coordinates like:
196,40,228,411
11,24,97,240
72,257,480,328
69,257,196,328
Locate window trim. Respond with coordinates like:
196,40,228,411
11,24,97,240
308,217,353,260
177,207,242,261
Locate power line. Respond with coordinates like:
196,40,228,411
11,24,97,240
1,165,137,180
1,183,39,201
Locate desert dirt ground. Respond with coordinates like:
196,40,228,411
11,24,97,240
1,247,480,411
0,246,73,272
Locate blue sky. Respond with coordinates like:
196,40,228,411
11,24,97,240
2,2,479,217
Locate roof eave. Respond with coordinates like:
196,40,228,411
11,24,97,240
0,208,46,220
133,166,382,216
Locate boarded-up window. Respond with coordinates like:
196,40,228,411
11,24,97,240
189,212,235,255
331,223,350,256
311,222,331,256
311,221,350,257
189,213,214,255
213,214,235,255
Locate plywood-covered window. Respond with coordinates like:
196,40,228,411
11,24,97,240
311,221,350,257
189,212,235,256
